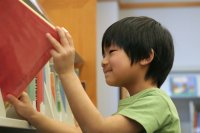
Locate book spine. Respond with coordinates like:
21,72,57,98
36,69,44,112
27,78,36,110
197,112,200,133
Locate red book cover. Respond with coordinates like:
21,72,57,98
0,0,59,100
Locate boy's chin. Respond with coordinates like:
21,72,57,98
106,80,119,87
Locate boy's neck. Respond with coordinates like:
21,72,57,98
125,79,157,96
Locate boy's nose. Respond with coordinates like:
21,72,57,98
101,57,108,68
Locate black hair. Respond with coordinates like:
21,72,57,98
102,16,174,88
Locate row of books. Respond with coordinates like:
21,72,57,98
29,62,75,124
5,62,77,125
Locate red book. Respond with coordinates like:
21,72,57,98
0,0,59,101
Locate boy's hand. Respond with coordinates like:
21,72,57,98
7,92,37,121
46,27,75,76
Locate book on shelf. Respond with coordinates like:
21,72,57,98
169,74,198,97
188,101,200,133
0,0,59,101
36,68,45,112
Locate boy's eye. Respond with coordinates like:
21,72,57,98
109,50,116,54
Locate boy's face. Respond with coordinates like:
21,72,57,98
101,45,141,87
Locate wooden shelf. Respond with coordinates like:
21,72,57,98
0,126,36,133
0,117,35,130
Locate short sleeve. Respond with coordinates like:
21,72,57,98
116,95,172,133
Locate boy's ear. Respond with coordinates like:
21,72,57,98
140,49,154,65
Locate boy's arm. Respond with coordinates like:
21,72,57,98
28,111,82,133
7,92,82,133
59,73,143,133
47,27,144,133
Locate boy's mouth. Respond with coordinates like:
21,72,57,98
103,69,112,74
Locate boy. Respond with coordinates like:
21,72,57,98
7,16,180,133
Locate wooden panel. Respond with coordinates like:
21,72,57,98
98,0,118,1
119,2,200,9
37,0,97,105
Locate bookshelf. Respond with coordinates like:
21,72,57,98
0,0,95,131
161,68,200,133
0,0,85,131
0,87,36,132
172,97,200,133
0,117,34,130
0,127,36,133
0,52,83,132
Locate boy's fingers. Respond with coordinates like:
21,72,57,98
46,33,63,53
22,91,28,96
57,27,69,48
7,94,20,107
62,27,74,47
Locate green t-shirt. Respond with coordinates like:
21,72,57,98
116,88,181,133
